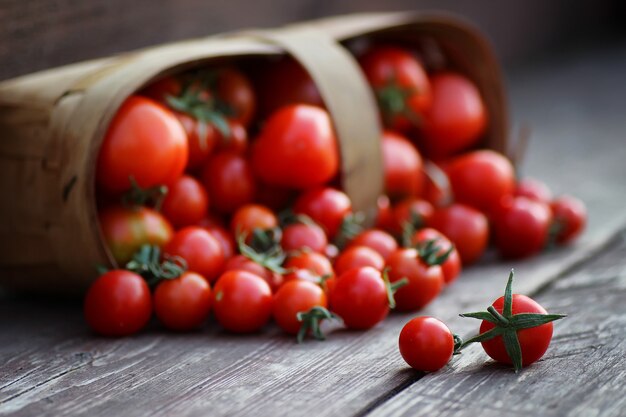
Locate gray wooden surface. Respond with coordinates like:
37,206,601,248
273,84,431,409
1,36,626,417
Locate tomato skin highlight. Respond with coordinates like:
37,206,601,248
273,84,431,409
153,272,211,331
164,227,225,283
251,104,339,189
480,294,554,367
294,187,352,239
212,270,272,333
382,131,424,199
348,229,398,261
272,280,327,335
97,96,188,193
99,205,173,265
399,316,454,372
161,175,209,228
550,195,587,244
334,246,385,276
201,152,256,214
282,223,328,254
84,270,152,337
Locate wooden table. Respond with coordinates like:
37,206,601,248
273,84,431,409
2,43,626,417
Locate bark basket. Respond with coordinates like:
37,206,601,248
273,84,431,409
0,11,507,293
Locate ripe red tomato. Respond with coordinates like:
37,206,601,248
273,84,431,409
293,188,352,239
223,255,283,292
282,268,323,286
386,248,444,311
99,205,173,265
140,76,183,103
230,204,278,237
216,68,255,127
216,120,248,153
334,246,385,276
550,195,587,244
382,131,424,199
419,72,487,159
174,111,218,170
161,175,209,228
348,229,398,260
375,195,395,231
399,317,454,372
480,294,554,367
515,178,553,204
329,266,391,330
359,46,432,131
492,196,552,259
272,280,327,335
445,150,515,214
251,104,339,189
203,225,236,262
212,270,272,333
153,272,211,331
284,252,334,278
96,96,188,193
411,228,462,285
389,197,434,236
164,227,225,283
201,151,256,214
84,270,152,337
282,222,328,253
428,204,489,265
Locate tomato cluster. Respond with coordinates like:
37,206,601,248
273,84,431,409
86,45,586,340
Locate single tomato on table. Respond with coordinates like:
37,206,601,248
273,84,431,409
550,195,587,244
399,316,455,372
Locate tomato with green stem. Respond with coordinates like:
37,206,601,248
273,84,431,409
272,280,328,336
230,204,278,238
201,151,256,214
390,197,434,238
294,187,352,239
399,316,455,372
223,254,283,292
382,131,424,199
550,195,587,244
164,227,225,283
411,228,461,285
174,111,218,170
161,175,209,228
153,271,211,331
215,67,256,127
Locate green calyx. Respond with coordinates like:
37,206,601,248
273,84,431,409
237,230,288,274
375,75,422,128
382,268,408,309
414,238,453,267
122,176,168,211
401,210,425,248
125,244,187,286
333,212,365,250
296,306,338,343
456,270,567,372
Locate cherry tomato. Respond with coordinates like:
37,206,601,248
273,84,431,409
216,68,255,127
386,248,444,311
175,111,218,170
216,120,248,153
282,268,323,286
419,72,487,159
515,178,553,204
348,229,398,260
330,266,391,330
382,131,424,199
375,195,395,231
272,280,327,335
389,197,434,236
140,76,183,103
284,251,334,278
201,151,256,214
230,204,278,238
411,228,462,285
161,175,209,228
359,46,432,131
428,204,489,265
212,270,272,333
96,96,188,193
164,227,225,283
223,255,283,292
492,196,552,259
294,187,352,239
84,270,152,337
99,205,173,265
480,294,554,367
445,150,515,214
203,225,236,262
251,104,339,189
399,316,454,372
153,272,211,331
550,195,587,244
334,246,385,276
282,222,328,253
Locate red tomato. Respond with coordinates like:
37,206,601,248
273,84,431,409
375,195,395,231
359,46,432,131
153,272,211,331
389,197,434,236
140,76,183,103
161,175,209,228
282,268,323,286
216,120,248,153
480,294,554,367
223,255,283,292
164,227,225,283
99,205,173,265
515,178,553,204
230,204,278,237
399,316,454,372
411,228,462,285
348,229,398,260
212,270,272,332
386,248,444,311
284,252,334,278
251,105,339,189
282,223,328,254
445,150,515,214
428,204,489,265
97,96,188,193
419,72,487,159
256,58,324,117
492,196,552,259
175,111,218,170
382,131,424,199
334,246,385,276
84,270,152,337
201,151,256,214
293,188,352,239
330,266,391,330
216,68,255,127
272,280,327,335
204,225,236,262
550,195,587,244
